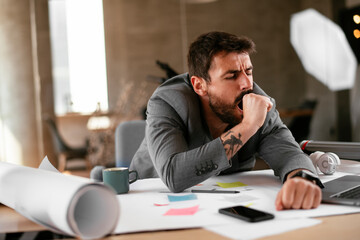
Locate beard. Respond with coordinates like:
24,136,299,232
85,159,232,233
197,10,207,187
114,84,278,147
208,89,253,127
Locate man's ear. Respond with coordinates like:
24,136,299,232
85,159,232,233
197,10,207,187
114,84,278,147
191,76,208,96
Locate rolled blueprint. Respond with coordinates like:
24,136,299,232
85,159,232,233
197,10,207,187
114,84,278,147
300,140,360,160
0,159,119,239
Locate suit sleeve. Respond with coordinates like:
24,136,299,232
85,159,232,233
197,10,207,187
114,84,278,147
146,96,231,193
257,98,318,182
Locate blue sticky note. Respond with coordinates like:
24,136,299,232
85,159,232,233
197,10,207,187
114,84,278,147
167,193,197,202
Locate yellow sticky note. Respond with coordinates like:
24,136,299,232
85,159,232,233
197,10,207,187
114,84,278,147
216,181,247,188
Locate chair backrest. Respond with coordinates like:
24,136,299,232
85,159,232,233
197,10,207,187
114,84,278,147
288,99,317,143
115,120,146,167
44,116,71,153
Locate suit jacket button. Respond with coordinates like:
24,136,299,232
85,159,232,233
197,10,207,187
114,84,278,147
213,164,218,170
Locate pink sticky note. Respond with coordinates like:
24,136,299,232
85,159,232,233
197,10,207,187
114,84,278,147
154,203,169,206
163,205,199,216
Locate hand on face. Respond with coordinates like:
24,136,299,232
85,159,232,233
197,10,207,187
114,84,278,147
241,93,273,130
275,177,322,210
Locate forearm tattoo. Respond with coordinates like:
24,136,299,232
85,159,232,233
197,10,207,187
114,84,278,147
222,130,243,157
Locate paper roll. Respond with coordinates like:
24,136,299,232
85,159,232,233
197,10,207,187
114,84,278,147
0,160,119,239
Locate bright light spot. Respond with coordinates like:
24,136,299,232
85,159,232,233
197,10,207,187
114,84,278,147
49,0,108,114
290,8,357,91
0,118,23,165
354,29,360,39
66,0,108,113
87,116,111,130
354,14,360,24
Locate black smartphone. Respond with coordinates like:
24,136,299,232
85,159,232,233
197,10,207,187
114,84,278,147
219,205,274,222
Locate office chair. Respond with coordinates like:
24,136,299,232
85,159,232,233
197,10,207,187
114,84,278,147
90,120,146,181
44,116,91,172
115,120,146,167
288,99,317,143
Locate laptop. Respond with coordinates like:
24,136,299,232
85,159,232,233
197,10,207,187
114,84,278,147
322,175,360,206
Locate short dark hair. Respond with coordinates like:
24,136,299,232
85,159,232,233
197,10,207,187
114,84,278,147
187,31,256,81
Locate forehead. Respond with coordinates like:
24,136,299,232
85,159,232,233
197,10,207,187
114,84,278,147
210,51,252,70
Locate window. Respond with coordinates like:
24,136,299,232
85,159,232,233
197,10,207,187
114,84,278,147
48,0,108,114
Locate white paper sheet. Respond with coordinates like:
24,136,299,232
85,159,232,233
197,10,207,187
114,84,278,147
114,166,360,239
0,157,119,239
114,184,320,239
205,218,321,240
3,158,359,239
193,170,360,219
114,179,234,233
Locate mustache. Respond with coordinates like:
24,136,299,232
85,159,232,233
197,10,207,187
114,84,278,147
235,89,253,104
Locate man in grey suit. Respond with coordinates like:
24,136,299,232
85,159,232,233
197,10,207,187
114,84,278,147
130,31,322,210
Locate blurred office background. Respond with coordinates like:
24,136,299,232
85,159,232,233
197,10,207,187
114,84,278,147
0,0,359,169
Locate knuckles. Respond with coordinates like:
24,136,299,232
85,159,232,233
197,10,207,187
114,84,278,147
281,177,321,210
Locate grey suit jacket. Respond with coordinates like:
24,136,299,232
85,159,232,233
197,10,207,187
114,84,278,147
130,73,316,192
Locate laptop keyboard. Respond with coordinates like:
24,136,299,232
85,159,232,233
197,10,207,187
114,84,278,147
333,185,360,199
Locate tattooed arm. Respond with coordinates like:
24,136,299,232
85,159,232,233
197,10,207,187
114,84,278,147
221,93,273,160
220,124,255,160
222,131,243,157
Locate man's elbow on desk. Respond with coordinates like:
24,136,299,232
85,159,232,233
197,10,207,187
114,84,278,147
161,171,192,193
166,182,185,193
163,174,211,193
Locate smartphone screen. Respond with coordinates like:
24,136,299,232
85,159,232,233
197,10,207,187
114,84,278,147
219,205,274,222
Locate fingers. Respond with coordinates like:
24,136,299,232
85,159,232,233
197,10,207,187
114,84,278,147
310,184,322,208
279,181,296,209
242,94,273,128
266,98,273,112
276,178,322,211
292,179,308,209
244,94,272,110
275,189,284,211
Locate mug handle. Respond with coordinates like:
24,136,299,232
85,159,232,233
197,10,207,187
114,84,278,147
129,170,138,184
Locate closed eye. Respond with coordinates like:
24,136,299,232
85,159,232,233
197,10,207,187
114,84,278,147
246,67,253,76
224,72,239,80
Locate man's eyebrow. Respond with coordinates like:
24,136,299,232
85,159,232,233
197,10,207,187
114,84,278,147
221,66,253,78
246,66,253,71
221,70,240,78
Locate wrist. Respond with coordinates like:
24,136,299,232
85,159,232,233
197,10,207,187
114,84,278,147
290,169,324,189
236,121,259,139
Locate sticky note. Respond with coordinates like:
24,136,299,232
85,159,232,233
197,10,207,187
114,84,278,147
216,181,247,188
163,205,199,216
245,203,254,207
154,203,169,206
167,193,197,202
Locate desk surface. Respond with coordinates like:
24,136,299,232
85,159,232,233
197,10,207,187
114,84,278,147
3,161,360,239
1,204,360,240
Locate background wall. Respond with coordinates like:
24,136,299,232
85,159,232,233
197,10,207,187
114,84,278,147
104,0,308,114
0,0,359,167
0,0,55,167
103,0,359,143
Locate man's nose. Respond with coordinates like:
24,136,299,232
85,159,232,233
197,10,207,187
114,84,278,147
239,73,252,90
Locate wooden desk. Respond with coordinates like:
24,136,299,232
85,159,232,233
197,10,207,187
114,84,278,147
1,204,359,240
